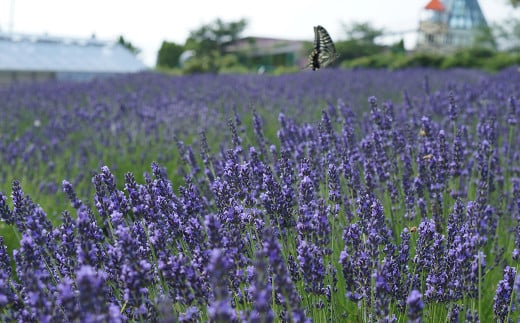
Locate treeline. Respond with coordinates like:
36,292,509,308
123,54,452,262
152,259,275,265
153,19,520,74
340,47,520,72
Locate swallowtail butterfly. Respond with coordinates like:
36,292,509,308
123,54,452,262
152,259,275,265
306,25,339,70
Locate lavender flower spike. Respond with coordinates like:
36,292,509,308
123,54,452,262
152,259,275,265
406,290,424,323
493,266,516,323
206,248,237,323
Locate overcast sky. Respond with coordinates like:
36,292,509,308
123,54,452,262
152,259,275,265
0,0,518,66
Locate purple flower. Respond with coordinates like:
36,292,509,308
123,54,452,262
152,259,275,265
157,252,208,306
11,180,29,232
493,266,516,322
450,128,465,179
513,178,520,259
114,224,153,318
424,232,448,302
296,239,325,294
207,300,237,323
327,163,342,218
446,304,461,323
261,168,292,231
507,96,517,125
297,158,331,251
252,110,269,161
57,277,77,319
90,170,125,241
339,223,368,302
414,219,436,272
402,145,416,219
227,117,243,155
448,91,458,122
373,271,396,322
206,248,237,323
77,265,122,323
179,306,199,322
318,110,335,155
62,179,83,210
406,290,423,323
465,308,479,323
13,233,54,322
0,192,13,225
53,210,77,277
247,249,274,323
75,206,105,268
298,158,317,210
369,96,383,130
262,228,309,322
0,237,19,311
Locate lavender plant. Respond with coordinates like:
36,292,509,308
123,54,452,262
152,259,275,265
0,67,519,321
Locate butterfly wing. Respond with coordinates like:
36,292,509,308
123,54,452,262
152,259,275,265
304,26,321,70
313,26,321,52
315,25,339,68
308,49,321,71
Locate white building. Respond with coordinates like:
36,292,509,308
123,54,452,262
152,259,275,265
0,33,147,84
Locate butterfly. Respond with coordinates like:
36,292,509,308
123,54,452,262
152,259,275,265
306,25,339,70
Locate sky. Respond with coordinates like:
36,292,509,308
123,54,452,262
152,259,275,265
0,0,518,67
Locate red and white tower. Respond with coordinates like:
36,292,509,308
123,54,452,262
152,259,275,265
417,0,449,52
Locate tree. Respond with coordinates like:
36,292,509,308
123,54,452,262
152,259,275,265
335,22,386,61
342,22,384,43
473,25,497,50
156,41,184,68
185,18,248,56
183,18,248,73
117,35,141,55
389,39,406,54
510,0,519,7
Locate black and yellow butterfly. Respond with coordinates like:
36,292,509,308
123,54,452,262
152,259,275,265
306,25,339,70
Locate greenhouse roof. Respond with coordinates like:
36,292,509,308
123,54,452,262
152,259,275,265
0,33,147,73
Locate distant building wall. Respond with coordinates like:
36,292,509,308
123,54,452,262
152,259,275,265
417,21,450,53
0,70,134,85
226,37,308,69
0,71,56,85
55,72,123,82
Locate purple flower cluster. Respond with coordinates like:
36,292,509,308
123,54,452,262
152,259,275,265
494,266,516,322
0,67,519,321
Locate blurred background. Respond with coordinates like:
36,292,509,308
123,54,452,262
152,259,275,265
1,0,520,81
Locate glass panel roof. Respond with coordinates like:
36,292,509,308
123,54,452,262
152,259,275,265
0,34,147,72
443,0,488,29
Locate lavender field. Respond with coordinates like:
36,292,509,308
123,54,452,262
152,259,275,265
0,67,519,322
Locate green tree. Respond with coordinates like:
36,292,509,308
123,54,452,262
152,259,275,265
185,18,248,56
183,18,248,73
335,22,386,62
389,39,406,54
342,21,384,43
335,40,385,60
473,25,497,50
156,41,184,68
117,35,141,55
510,0,519,7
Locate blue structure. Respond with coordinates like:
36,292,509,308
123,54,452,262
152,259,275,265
0,33,147,84
444,0,487,29
417,0,490,52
